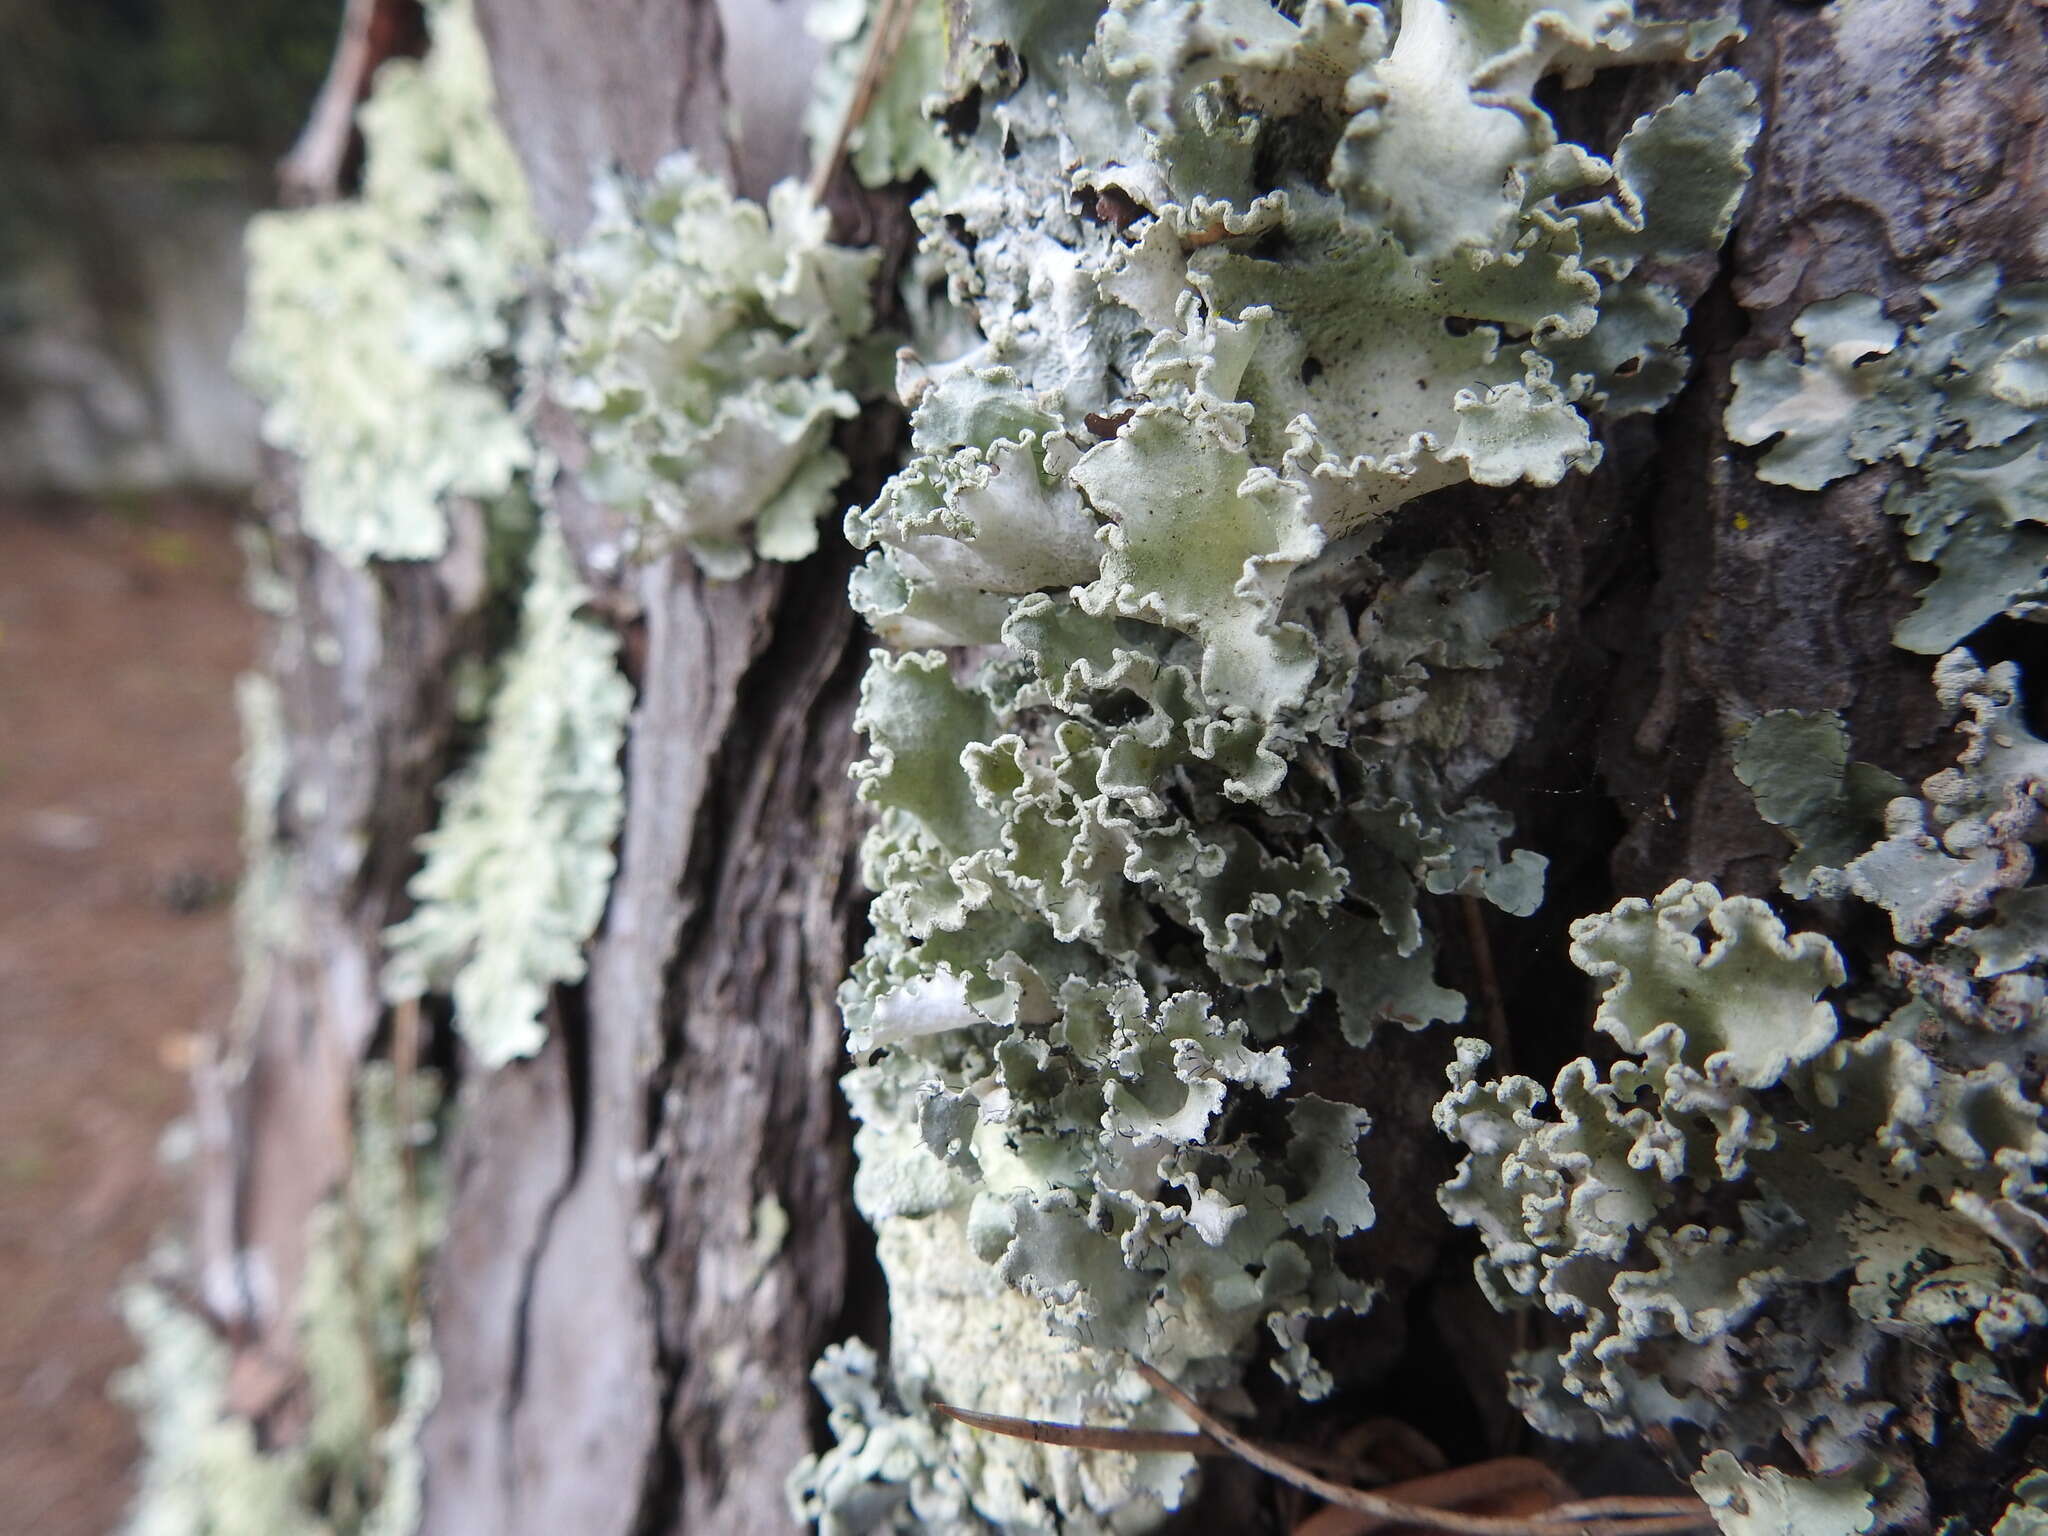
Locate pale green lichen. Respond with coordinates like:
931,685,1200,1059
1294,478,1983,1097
1693,1453,1881,1536
1457,103,2048,1536
1993,1472,2048,1536
120,1280,320,1536
1440,657,2048,1532
797,2,1759,1529
552,153,879,577
1455,261,2048,1530
119,1065,446,1536
1731,708,1905,902
1841,651,2048,960
382,516,632,1067
1725,266,2048,654
235,0,541,565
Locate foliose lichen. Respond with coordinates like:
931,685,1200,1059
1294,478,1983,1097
1447,97,2048,1536
1692,1452,1899,1536
120,1064,446,1536
1730,707,1906,903
552,152,880,576
235,0,542,565
1438,654,2048,1531
1725,266,2048,654
382,516,633,1067
1994,1472,2048,1536
795,1,1760,1529
166,3,904,1531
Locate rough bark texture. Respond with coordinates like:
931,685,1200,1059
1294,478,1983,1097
208,480,498,1425
425,6,882,1533
1431,0,2048,1444
214,4,881,1531
210,1,2048,1532
1601,0,2048,900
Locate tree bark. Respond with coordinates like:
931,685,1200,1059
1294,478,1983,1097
216,5,884,1533
416,5,881,1532
208,2,2048,1533
1599,0,2048,901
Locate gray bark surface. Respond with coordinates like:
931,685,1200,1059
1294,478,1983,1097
1598,0,2048,898
207,484,497,1424
424,6,871,1532
210,2,2048,1532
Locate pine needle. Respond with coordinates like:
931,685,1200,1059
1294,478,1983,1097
1134,1361,1717,1536
808,0,920,203
935,1403,1223,1457
934,1361,1718,1536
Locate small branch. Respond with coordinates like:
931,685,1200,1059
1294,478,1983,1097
189,1036,254,1332
934,1403,1388,1481
1292,1458,1569,1536
939,1366,1715,1535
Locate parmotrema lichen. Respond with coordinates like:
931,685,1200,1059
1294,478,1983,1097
128,1,2048,1534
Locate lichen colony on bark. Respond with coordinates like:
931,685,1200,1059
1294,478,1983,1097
798,0,1768,1530
121,0,2048,1534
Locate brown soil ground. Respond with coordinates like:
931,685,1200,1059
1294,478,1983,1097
0,498,254,1536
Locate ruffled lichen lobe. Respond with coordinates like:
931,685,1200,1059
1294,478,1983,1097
381,518,633,1067
235,0,541,565
1442,657,2048,1531
119,1066,447,1536
796,0,1760,1530
552,153,879,576
1726,266,2048,654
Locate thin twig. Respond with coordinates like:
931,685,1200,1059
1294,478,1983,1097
1135,1362,1716,1536
277,0,420,204
1301,1505,1715,1536
940,1369,1715,1536
189,1035,252,1332
808,0,920,203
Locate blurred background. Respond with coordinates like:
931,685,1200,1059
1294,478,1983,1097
1,5,339,1530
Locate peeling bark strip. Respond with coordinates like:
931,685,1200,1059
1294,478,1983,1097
183,1,2048,1534
277,0,428,204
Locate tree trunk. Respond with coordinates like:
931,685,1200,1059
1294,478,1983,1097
196,3,2048,1535
214,5,886,1533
